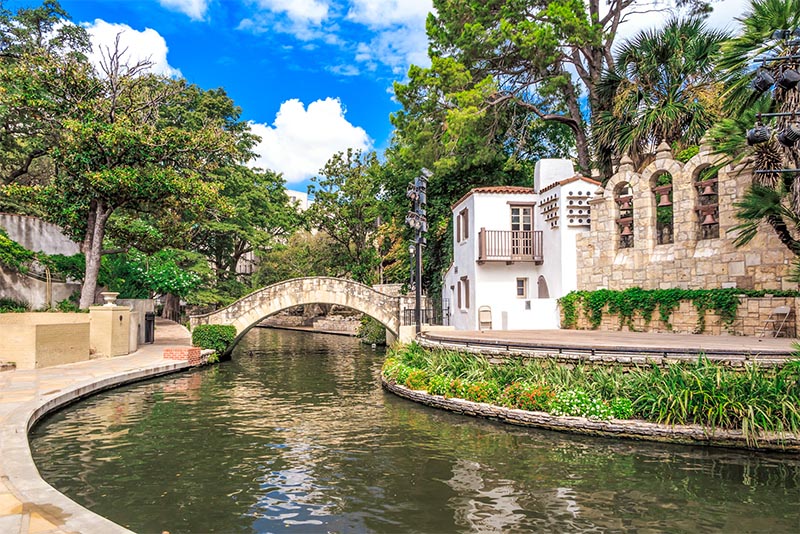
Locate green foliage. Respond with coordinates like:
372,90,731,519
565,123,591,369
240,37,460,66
383,344,800,443
405,369,430,391
306,149,383,284
38,253,85,281
357,316,386,346
675,145,700,163
499,382,555,412
593,18,727,168
550,390,614,420
0,228,34,272
191,324,237,355
0,297,29,312
558,288,800,332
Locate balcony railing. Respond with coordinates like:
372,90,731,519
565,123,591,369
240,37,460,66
478,229,543,264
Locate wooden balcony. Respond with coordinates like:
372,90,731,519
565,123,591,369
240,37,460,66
478,229,543,264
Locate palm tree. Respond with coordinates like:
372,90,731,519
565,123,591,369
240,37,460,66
709,0,800,254
593,17,729,170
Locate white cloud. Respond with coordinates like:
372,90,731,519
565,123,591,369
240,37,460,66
158,0,208,21
252,0,330,25
83,19,181,78
346,0,431,27
356,24,430,74
249,98,372,183
612,0,749,43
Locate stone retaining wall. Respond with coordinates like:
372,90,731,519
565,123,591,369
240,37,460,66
417,336,788,369
564,296,799,337
382,378,800,452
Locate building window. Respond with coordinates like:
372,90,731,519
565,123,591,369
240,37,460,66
459,276,470,309
457,208,469,242
516,277,528,298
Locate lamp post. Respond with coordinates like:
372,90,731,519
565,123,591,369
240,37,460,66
406,169,430,334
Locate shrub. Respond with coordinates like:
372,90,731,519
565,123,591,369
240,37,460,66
0,297,29,312
427,374,451,396
610,397,634,419
447,377,468,399
357,316,386,345
191,324,237,354
551,389,613,420
463,380,500,404
405,369,430,390
500,382,555,412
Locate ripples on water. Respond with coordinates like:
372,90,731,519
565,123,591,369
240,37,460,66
30,328,800,533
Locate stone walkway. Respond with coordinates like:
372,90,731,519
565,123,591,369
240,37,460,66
0,319,193,534
423,328,796,356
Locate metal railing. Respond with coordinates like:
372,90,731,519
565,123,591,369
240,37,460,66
478,229,543,264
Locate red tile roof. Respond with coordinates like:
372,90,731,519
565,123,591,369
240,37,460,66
453,186,535,208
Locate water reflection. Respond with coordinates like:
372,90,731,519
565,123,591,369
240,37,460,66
30,328,800,533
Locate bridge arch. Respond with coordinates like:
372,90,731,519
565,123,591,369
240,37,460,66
189,277,401,344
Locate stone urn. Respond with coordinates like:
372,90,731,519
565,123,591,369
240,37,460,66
100,292,120,307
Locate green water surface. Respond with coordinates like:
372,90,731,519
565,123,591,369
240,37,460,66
30,328,800,533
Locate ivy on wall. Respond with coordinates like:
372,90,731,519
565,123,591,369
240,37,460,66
559,288,800,333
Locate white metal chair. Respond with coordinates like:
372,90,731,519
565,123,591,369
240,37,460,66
759,305,792,338
478,305,492,330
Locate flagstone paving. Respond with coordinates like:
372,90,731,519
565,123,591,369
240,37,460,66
0,319,193,534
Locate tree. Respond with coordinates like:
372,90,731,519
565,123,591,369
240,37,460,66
21,43,240,308
419,0,716,173
710,0,800,254
0,1,90,186
306,149,383,284
593,17,728,169
191,164,299,286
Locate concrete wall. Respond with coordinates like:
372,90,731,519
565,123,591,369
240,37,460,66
89,306,131,357
117,299,154,345
0,213,80,255
0,270,81,310
0,313,90,369
576,145,796,292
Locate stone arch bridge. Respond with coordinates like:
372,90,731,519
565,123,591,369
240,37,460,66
189,277,415,344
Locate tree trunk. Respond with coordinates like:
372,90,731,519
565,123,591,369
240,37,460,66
563,87,591,173
161,293,181,322
79,202,111,308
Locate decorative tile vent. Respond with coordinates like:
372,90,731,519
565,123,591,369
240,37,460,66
565,189,591,227
539,193,560,229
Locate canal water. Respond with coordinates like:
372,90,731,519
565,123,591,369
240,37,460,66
30,329,800,533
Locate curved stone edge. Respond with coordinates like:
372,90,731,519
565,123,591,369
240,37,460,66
381,377,800,453
3,360,192,534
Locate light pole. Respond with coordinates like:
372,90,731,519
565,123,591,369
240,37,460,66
406,169,429,334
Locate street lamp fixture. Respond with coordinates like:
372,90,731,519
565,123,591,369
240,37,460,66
406,169,429,335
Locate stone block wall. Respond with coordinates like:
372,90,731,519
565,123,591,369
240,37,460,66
576,145,795,292
564,296,798,336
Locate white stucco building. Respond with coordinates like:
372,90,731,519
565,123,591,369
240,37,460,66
442,160,599,330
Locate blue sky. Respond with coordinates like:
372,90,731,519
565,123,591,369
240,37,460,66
8,0,433,191
7,0,748,192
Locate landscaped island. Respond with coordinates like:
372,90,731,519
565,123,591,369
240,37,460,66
382,343,800,450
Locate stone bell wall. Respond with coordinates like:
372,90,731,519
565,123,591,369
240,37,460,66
576,144,796,292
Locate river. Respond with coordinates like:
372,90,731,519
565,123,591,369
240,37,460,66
30,328,800,533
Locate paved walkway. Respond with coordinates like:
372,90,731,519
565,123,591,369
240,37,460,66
423,329,797,356
0,319,193,534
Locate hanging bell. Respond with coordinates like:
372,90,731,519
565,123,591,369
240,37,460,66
658,191,672,206
746,124,771,145
752,70,775,93
702,212,717,225
701,183,716,196
777,68,800,90
620,224,632,236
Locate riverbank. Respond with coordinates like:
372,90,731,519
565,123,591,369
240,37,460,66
382,343,800,452
0,318,195,534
